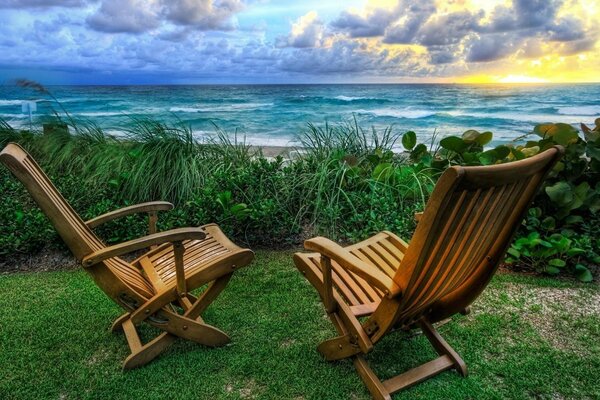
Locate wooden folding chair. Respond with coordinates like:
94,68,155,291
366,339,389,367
1,143,254,369
294,146,563,399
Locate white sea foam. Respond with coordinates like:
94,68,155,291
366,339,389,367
170,102,274,113
334,95,365,101
0,100,31,106
557,106,600,116
445,110,591,124
169,107,201,113
359,108,437,119
0,113,27,118
76,111,124,117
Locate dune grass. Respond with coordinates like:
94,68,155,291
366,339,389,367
1,251,598,399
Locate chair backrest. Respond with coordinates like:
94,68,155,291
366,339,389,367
0,143,154,299
391,146,563,327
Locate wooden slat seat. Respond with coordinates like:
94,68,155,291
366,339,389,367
296,231,409,315
135,224,245,290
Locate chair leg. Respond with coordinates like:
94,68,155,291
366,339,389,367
116,275,234,369
111,312,131,332
333,318,467,398
121,318,176,370
123,332,176,370
354,356,392,400
185,274,233,320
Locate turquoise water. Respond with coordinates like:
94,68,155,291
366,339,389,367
1,84,599,146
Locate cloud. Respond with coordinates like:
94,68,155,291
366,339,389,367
279,38,429,77
416,11,481,47
549,16,586,42
428,47,457,65
381,1,436,44
164,0,243,30
86,0,161,33
1,0,599,83
331,4,403,38
86,0,244,34
466,34,518,62
279,11,324,48
0,0,89,8
485,0,562,32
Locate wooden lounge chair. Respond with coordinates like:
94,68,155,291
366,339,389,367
0,143,254,369
294,146,563,399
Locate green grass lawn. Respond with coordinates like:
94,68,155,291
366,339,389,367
1,251,599,399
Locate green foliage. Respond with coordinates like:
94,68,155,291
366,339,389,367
401,121,599,282
0,109,598,282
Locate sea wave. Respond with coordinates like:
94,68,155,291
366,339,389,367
358,108,437,119
170,103,274,113
557,106,600,116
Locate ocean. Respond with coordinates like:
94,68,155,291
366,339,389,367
1,84,599,147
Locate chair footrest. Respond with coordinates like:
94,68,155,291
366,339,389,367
383,355,454,393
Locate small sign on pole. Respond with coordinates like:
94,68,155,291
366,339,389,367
21,101,37,130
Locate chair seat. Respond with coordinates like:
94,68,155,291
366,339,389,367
296,231,408,316
133,224,248,293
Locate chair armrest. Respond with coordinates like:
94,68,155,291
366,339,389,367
85,201,174,229
82,227,205,267
304,237,402,298
414,212,423,222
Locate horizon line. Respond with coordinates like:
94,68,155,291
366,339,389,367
3,81,600,87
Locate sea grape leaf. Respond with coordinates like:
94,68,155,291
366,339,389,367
410,143,428,161
494,145,511,159
402,131,417,150
552,123,579,146
521,146,540,157
476,131,493,146
548,258,566,268
541,216,555,230
440,136,468,153
462,130,480,143
511,147,526,160
534,123,555,138
545,266,560,275
545,181,573,206
478,149,498,165
575,264,593,282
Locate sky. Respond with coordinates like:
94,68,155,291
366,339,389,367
0,0,598,84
